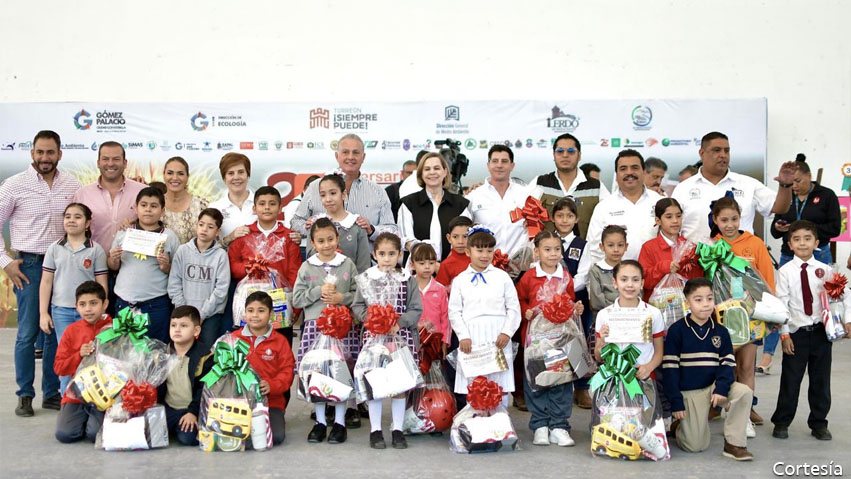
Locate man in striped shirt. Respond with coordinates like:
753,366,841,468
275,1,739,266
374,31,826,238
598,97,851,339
290,133,397,244
0,130,81,417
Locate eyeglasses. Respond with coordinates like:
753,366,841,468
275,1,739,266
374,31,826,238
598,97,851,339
554,147,578,155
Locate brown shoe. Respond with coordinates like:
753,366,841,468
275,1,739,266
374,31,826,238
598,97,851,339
573,389,592,409
722,441,753,461
708,407,722,421
749,409,763,426
512,395,528,412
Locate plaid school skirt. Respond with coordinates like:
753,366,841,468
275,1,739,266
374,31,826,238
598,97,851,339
296,319,363,367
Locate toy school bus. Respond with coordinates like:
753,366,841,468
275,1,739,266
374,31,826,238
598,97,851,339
206,399,252,439
591,423,642,460
74,365,127,411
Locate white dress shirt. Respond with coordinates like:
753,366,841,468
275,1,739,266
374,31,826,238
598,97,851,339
465,179,532,257
777,256,851,335
209,189,256,240
595,298,665,366
671,168,777,243
574,187,663,290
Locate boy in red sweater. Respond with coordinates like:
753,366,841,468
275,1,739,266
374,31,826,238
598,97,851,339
54,281,112,443
435,216,472,288
230,291,294,446
229,186,303,346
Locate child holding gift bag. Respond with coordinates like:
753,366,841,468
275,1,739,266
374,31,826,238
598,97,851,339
230,291,295,446
448,226,522,407
516,231,585,447
410,243,451,346
588,225,628,315
351,232,423,449
711,196,774,432
771,220,851,441
305,174,371,273
292,217,360,444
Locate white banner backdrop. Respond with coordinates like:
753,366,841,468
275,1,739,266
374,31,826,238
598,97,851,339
0,99,766,203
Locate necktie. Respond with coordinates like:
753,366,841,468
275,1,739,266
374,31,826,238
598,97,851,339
801,263,813,316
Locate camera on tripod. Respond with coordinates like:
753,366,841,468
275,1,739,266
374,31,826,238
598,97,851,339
434,138,469,193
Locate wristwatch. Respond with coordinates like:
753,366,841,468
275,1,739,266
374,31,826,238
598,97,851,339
778,182,793,188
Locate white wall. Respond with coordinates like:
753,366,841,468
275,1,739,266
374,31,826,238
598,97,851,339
1,0,848,267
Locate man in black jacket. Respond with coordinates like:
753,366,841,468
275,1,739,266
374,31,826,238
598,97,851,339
385,159,418,222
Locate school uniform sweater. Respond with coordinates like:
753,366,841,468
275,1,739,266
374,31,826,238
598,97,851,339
231,327,295,411
291,253,359,321
515,263,575,345
156,340,213,415
54,315,112,405
435,249,471,288
662,315,736,412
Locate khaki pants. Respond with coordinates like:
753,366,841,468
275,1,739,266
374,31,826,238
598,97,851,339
676,382,752,452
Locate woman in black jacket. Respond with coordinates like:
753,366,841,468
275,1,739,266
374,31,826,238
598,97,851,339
397,152,471,260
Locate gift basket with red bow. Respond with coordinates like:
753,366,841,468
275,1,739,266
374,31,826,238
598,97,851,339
298,305,356,403
232,234,292,329
404,325,456,434
449,376,518,453
524,277,595,391
506,196,550,278
352,272,423,403
822,273,849,342
648,240,697,329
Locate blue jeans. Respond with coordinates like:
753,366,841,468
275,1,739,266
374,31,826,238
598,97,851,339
14,253,59,398
52,305,81,393
221,279,239,337
523,376,573,431
200,312,224,351
115,295,172,344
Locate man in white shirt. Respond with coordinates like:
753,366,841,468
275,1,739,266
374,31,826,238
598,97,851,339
466,145,531,257
574,150,663,290
671,132,796,243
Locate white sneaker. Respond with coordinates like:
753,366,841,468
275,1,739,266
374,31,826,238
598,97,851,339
746,419,756,438
549,428,575,447
533,427,550,445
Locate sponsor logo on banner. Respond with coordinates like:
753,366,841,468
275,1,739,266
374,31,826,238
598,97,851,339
631,105,653,130
287,141,304,149
259,141,268,151
445,105,460,121
382,141,401,150
310,108,330,128
90,142,98,151
661,138,691,147
215,115,247,127
537,139,548,148
185,143,200,151
611,138,621,148
479,140,488,149
275,141,283,150
464,138,476,150
600,139,609,147
365,140,378,149
546,106,580,133
73,109,93,130
624,139,643,148
160,141,171,151
147,141,157,150
332,107,378,131
202,141,213,152
124,142,144,150
514,140,523,149
645,138,658,147
94,110,127,132
191,112,209,131
503,140,511,147
175,142,184,150
526,138,533,148
402,139,411,151
1,142,13,150
308,142,325,149
61,143,88,150
240,141,254,150
217,142,233,151
18,141,33,150
330,140,339,151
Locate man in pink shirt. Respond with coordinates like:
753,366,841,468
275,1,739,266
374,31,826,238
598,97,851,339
73,141,146,316
1,130,80,417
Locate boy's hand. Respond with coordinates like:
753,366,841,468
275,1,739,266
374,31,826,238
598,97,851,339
259,380,270,396
495,333,510,349
782,336,795,355
710,393,727,408
525,309,535,320
635,363,653,380
459,339,472,354
109,247,123,261
670,261,680,274
179,412,198,432
672,410,686,420
156,251,170,271
80,341,95,357
575,302,584,316
355,216,374,235
39,312,54,334
598,324,610,341
288,231,302,244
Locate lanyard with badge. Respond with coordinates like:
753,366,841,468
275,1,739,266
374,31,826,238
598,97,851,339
793,184,814,220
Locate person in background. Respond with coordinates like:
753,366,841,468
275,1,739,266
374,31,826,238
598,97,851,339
759,154,841,374
283,174,321,230
644,157,668,196
1,130,81,417
385,159,417,222
580,163,601,181
678,165,698,183
162,157,209,244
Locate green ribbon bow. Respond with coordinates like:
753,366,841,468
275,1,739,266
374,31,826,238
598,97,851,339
589,343,644,400
201,339,262,401
696,240,750,280
95,307,150,351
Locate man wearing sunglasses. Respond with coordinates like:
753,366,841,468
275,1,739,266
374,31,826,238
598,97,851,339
532,133,609,237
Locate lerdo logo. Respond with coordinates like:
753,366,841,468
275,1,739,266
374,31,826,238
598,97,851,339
191,112,209,131
73,109,93,130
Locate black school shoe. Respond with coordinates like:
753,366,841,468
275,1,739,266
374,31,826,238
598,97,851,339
812,428,832,441
772,425,789,439
370,431,386,449
345,408,361,429
42,394,61,411
328,423,347,444
392,430,408,449
15,396,34,417
307,423,327,443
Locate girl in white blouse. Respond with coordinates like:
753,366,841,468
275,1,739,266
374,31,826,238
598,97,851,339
448,226,522,406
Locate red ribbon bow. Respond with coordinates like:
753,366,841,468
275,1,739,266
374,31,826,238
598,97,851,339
542,293,576,324
825,273,848,300
677,242,698,276
120,380,158,415
317,305,353,340
246,255,271,278
510,196,550,241
417,327,445,375
467,376,504,411
492,249,511,272
365,304,399,335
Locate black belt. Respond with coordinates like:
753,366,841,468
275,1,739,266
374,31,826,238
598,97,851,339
799,323,824,332
18,252,45,259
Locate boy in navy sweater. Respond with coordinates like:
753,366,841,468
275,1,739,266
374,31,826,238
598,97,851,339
663,278,753,461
